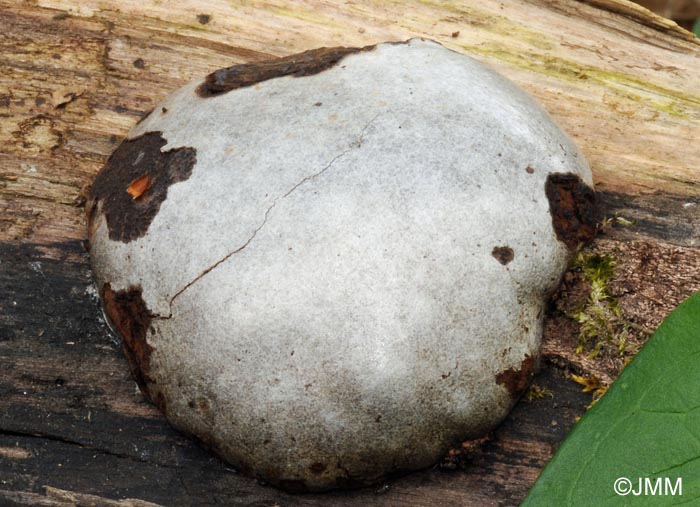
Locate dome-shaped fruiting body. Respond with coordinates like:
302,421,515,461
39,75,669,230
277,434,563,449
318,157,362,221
88,38,596,491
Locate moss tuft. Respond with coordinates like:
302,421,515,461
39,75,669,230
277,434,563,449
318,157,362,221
571,252,631,358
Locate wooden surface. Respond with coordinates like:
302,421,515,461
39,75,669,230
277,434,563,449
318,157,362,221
1,0,700,505
636,0,700,29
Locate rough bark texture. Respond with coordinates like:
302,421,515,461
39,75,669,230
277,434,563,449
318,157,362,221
1,0,699,505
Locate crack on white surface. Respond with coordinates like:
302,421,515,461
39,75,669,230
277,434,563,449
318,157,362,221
159,115,380,318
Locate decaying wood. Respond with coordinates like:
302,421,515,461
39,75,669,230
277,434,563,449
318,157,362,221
0,486,166,507
1,0,699,505
544,237,700,384
2,0,700,249
630,0,700,27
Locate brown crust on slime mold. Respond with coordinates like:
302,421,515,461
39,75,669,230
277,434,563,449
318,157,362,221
196,45,378,98
496,355,536,398
101,283,155,399
545,173,597,250
88,132,196,243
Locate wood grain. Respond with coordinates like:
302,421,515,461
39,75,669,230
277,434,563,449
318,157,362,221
1,0,699,505
2,0,700,246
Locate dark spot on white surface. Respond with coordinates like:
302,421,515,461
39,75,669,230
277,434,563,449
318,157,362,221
492,246,514,265
88,131,196,243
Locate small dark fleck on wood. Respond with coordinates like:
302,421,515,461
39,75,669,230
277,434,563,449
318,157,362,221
197,14,211,24
133,58,145,69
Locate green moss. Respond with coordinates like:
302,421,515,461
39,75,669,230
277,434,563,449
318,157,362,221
571,252,630,358
578,252,615,283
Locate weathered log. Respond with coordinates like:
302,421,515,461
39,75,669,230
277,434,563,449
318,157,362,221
2,0,699,505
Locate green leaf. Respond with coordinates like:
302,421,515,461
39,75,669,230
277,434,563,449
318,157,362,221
522,292,700,506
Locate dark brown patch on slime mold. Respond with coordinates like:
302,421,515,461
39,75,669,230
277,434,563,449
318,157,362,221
545,173,597,250
88,132,196,243
101,283,155,399
492,246,514,265
196,44,378,98
496,355,536,398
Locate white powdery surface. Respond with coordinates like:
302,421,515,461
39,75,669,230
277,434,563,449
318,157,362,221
89,39,593,490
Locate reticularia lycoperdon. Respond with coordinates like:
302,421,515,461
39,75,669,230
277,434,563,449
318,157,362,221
87,38,596,491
